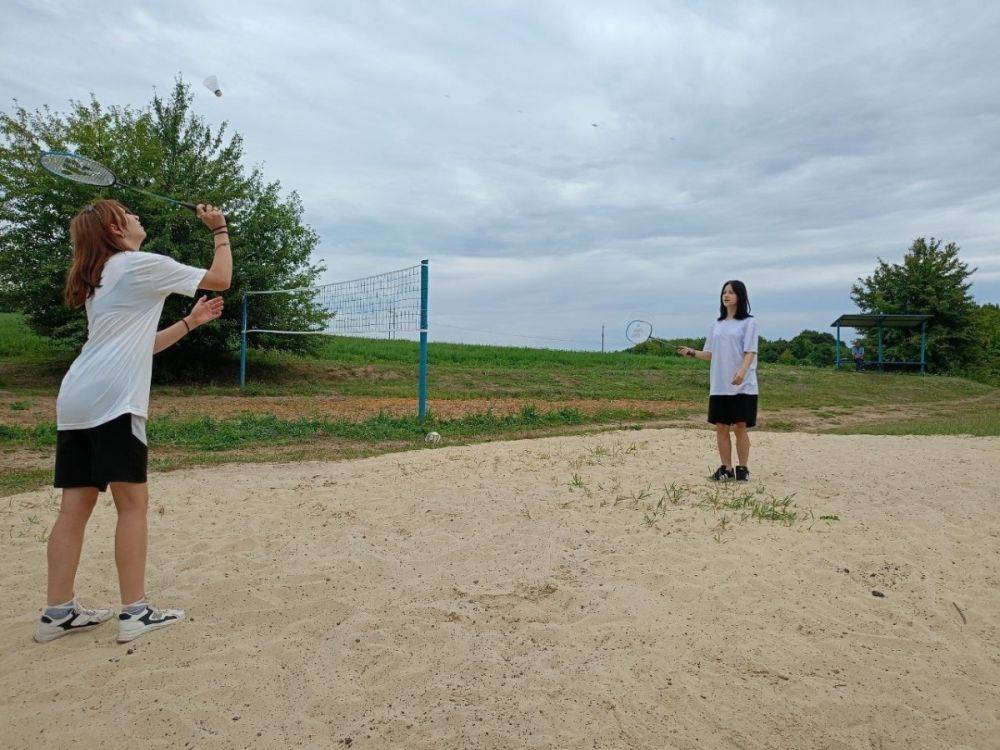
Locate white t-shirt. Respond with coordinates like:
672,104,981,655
56,251,206,431
704,317,759,396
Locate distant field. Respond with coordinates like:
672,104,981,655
1,313,997,495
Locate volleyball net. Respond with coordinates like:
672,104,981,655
239,260,429,418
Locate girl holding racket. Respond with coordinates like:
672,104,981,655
677,280,759,482
34,199,231,644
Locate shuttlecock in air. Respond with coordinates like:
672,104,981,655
203,75,223,97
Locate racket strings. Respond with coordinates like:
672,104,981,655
40,153,115,187
626,319,654,344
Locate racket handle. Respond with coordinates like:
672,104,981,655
179,201,198,212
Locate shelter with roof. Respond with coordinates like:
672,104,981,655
831,313,932,372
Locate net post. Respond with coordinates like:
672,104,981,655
240,293,248,388
418,259,429,421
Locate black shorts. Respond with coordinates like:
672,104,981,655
54,413,148,491
707,394,758,428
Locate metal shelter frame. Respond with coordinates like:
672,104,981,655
831,313,932,373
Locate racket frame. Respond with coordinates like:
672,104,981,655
39,151,198,212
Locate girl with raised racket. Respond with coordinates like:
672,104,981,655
34,199,231,644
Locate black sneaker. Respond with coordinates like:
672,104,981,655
711,465,735,482
735,465,750,482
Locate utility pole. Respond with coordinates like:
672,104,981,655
601,324,605,353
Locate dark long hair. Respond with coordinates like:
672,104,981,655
718,280,752,321
65,199,131,309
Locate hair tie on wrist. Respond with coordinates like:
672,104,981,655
213,227,228,235
181,318,191,333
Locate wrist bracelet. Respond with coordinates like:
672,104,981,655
213,227,229,235
181,318,191,333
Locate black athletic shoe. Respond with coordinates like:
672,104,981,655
711,465,735,482
735,465,750,482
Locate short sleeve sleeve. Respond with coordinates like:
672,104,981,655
703,324,715,353
139,253,206,298
743,319,759,353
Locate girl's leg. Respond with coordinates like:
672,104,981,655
715,424,733,469
734,422,751,466
46,488,100,605
110,482,149,604
111,481,186,643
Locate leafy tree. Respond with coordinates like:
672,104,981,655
0,79,326,380
628,336,704,356
757,331,836,367
850,238,977,373
963,303,1000,386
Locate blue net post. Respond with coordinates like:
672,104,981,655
418,259,429,421
240,293,248,388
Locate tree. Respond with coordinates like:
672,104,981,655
0,79,327,380
850,238,977,373
756,331,836,367
964,303,1000,386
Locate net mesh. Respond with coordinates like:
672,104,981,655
247,264,424,336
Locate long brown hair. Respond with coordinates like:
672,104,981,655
64,199,131,309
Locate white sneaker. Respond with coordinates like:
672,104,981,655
117,605,185,643
34,599,114,643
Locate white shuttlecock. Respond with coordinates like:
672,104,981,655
425,431,441,443
203,75,223,97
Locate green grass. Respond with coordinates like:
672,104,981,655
0,468,51,496
2,313,997,439
0,407,654,454
249,334,998,407
598,480,822,539
698,486,805,525
0,423,56,445
828,411,1000,437
0,313,71,359
0,313,73,391
1,313,994,407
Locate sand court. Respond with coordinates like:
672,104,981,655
2,428,998,749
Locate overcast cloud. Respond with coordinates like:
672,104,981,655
2,1,998,349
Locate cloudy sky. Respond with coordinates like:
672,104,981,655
2,1,998,349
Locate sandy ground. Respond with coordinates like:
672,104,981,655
1,428,998,749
